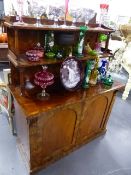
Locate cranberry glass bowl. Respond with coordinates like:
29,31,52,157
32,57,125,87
34,66,54,100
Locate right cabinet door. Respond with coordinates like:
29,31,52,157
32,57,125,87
77,91,114,142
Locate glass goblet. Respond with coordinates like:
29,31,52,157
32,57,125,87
85,9,95,27
69,9,77,28
34,6,47,26
54,17,58,27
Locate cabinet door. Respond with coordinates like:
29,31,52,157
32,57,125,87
77,92,114,141
42,109,76,156
29,103,82,170
36,103,81,158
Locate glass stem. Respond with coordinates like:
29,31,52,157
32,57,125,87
37,16,40,26
42,89,46,97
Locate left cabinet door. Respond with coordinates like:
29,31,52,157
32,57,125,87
29,102,81,168
42,109,76,156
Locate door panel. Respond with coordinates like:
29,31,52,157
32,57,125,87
78,95,109,140
42,109,77,157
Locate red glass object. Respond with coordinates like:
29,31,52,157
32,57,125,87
100,0,109,13
26,43,44,62
27,56,40,62
100,3,109,11
34,66,54,100
26,50,43,58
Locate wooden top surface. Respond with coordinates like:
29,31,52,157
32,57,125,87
4,22,114,33
9,82,124,118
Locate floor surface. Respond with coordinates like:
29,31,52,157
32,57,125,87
0,64,131,175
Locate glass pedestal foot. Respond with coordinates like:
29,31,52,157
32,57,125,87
37,89,50,101
77,53,83,58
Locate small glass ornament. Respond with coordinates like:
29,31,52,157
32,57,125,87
98,59,108,81
56,50,63,59
103,74,113,86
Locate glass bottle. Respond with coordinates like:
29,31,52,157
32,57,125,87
49,32,54,49
89,68,99,86
45,31,54,53
99,0,110,27
83,59,95,88
89,56,99,85
77,37,84,57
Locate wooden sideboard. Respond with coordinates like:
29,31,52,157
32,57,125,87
9,82,124,174
4,20,123,174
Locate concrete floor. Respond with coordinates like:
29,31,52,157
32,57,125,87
0,64,131,175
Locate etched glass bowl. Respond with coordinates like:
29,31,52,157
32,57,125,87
34,66,54,100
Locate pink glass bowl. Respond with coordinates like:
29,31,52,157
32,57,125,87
26,50,44,58
34,79,54,88
35,71,54,82
27,56,40,62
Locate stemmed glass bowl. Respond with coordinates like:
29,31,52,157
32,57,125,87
84,9,95,27
34,66,54,100
69,9,77,28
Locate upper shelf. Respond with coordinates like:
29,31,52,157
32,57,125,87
4,22,114,33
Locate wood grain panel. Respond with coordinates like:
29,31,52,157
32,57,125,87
7,28,15,53
14,99,30,161
17,30,45,55
41,109,77,157
77,95,109,140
